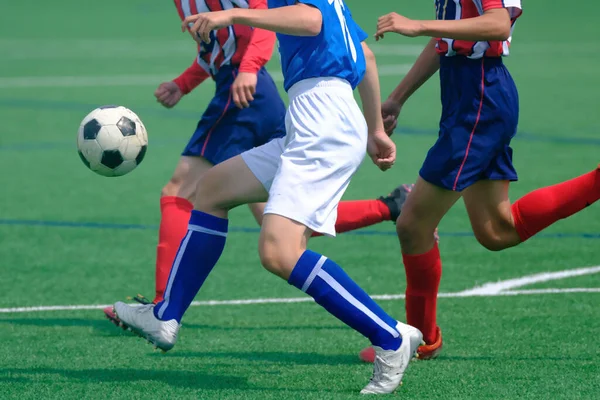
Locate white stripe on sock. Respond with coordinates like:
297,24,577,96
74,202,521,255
301,256,327,292
316,270,400,338
188,224,227,237
157,230,193,319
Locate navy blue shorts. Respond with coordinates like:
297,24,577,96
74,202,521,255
182,66,286,165
420,56,519,192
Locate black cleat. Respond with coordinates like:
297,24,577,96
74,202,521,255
378,184,414,222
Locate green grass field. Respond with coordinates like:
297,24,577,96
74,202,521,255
1,1,600,399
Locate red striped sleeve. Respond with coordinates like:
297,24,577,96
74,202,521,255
481,0,504,11
173,55,210,94
238,0,276,73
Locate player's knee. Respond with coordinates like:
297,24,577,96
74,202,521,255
471,218,520,252
396,213,431,248
161,178,182,198
473,232,510,251
258,234,301,280
161,173,198,202
258,240,287,278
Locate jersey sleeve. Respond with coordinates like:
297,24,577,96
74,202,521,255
239,0,277,73
173,54,210,95
347,11,368,42
482,0,522,19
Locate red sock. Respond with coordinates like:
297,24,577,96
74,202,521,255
403,243,442,344
512,167,600,242
154,196,194,303
311,199,391,237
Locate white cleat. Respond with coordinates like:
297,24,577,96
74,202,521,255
360,322,423,395
113,301,180,352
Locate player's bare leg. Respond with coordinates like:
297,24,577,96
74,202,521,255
104,155,267,324
113,155,269,349
463,168,600,250
461,180,521,250
360,177,459,362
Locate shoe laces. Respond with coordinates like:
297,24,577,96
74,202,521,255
134,304,155,315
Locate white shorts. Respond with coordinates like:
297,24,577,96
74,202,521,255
241,77,367,236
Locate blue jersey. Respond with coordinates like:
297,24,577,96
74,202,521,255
269,0,368,91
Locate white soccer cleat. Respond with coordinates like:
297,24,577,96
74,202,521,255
360,322,423,395
113,301,180,352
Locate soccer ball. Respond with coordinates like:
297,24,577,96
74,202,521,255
77,105,148,177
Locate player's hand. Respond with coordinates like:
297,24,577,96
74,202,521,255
231,72,257,109
367,130,396,171
183,11,236,44
381,99,402,136
375,12,423,40
154,81,184,108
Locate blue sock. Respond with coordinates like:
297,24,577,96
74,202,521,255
288,250,401,350
154,210,228,322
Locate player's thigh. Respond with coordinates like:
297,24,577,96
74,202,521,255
397,177,461,252
193,155,269,214
258,213,312,279
264,81,367,237
461,179,520,250
163,155,214,200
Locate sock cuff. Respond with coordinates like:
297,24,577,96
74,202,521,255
402,242,440,265
288,250,326,291
160,196,193,212
510,201,530,242
190,210,228,233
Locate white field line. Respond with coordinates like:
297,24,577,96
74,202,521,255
1,288,599,314
1,265,599,314
0,64,411,89
456,265,600,296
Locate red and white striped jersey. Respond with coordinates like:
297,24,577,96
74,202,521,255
435,0,522,59
172,0,275,93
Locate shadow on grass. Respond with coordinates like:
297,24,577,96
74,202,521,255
0,317,350,336
156,350,360,366
1,367,353,394
0,367,249,390
0,317,125,336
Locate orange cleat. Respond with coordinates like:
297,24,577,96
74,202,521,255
103,306,121,327
415,327,443,360
359,327,443,363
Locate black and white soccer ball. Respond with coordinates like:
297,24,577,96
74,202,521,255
77,105,148,177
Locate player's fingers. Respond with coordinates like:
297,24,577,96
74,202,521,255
182,15,198,32
201,20,211,43
237,87,249,108
154,88,167,98
231,87,242,108
377,13,392,23
244,87,255,104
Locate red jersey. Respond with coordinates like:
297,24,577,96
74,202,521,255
435,0,522,59
173,0,276,94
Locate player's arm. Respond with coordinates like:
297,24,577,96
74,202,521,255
154,55,210,108
376,4,518,41
183,3,323,42
358,42,395,171
173,55,210,94
154,55,209,108
232,0,277,109
380,38,439,134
